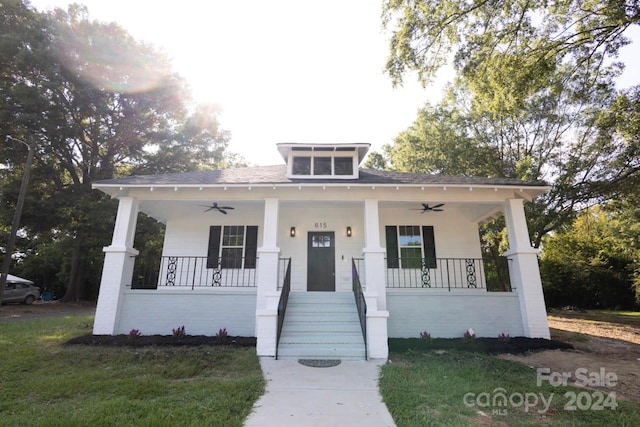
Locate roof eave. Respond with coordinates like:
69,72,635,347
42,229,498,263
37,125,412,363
93,181,551,198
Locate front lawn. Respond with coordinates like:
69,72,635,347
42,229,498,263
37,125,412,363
380,341,640,426
0,314,264,426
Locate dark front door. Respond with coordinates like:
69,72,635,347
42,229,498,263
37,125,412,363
307,232,335,291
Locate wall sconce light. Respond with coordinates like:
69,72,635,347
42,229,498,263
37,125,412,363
346,226,352,237
290,226,296,237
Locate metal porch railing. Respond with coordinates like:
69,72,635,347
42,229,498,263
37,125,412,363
385,257,510,291
132,256,257,289
275,258,292,360
352,258,367,360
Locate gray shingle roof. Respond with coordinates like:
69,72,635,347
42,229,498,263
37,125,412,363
93,165,548,187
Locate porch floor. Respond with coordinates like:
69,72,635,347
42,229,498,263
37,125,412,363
277,292,366,361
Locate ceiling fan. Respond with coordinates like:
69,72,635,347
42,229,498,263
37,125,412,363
411,203,445,213
199,202,235,215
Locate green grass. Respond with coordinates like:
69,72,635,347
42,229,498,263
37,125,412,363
601,311,640,317
0,314,265,426
380,345,640,426
549,309,640,327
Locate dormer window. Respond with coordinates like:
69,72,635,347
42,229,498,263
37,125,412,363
278,143,369,179
290,152,355,177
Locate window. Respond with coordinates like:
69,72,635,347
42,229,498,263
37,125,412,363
311,234,332,247
292,157,311,175
291,155,355,176
221,225,244,268
399,226,422,268
287,146,358,178
385,225,436,269
313,157,332,175
334,157,353,175
207,225,258,269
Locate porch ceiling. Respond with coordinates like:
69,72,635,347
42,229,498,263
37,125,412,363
136,199,505,224
379,201,505,223
137,200,265,223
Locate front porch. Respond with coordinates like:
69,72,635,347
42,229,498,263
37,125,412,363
92,170,551,361
117,252,516,360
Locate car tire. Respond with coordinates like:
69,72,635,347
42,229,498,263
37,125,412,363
23,295,35,305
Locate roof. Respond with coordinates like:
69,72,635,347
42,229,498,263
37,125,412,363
5,274,33,284
93,165,548,188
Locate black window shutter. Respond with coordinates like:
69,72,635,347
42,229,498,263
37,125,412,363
207,226,222,268
422,226,437,268
244,226,258,269
385,226,399,268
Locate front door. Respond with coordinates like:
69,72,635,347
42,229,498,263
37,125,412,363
307,232,335,291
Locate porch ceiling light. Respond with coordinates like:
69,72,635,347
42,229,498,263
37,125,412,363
290,226,296,237
346,226,352,237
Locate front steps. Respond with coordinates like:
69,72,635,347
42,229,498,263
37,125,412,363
277,292,366,361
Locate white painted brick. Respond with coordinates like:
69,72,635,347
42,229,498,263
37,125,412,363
117,289,257,336
387,290,525,338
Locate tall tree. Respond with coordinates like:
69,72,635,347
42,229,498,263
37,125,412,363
540,205,639,309
592,85,640,198
1,1,232,300
380,0,640,306
383,58,619,247
382,0,638,91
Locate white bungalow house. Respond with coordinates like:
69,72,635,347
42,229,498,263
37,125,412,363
92,143,550,360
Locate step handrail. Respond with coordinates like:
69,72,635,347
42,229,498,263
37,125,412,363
352,258,367,360
275,257,292,360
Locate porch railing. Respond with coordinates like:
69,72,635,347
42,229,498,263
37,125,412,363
386,257,497,290
277,258,291,290
352,258,367,360
132,256,257,289
276,258,292,360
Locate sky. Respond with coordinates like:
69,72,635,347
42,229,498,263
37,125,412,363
29,0,640,166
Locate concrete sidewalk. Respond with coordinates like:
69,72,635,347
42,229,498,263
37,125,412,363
244,358,396,427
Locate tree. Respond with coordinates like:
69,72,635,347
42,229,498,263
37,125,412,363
540,205,639,309
382,0,637,92
592,85,640,198
380,0,640,306
381,58,619,247
1,1,233,301
363,149,391,170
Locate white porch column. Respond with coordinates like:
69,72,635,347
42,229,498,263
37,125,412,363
256,198,281,357
362,199,389,359
504,198,550,339
93,197,139,335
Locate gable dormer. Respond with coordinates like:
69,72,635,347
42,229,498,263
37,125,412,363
277,143,370,179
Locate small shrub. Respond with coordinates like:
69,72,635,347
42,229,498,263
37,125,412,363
172,325,186,339
463,328,476,340
216,327,228,341
128,329,141,339
498,332,510,341
419,331,431,340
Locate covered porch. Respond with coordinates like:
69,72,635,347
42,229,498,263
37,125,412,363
92,179,549,360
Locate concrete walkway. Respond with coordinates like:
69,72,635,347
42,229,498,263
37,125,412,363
244,358,396,427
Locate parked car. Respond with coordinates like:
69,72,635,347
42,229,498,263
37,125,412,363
3,282,41,304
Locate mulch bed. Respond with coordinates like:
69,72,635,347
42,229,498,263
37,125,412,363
68,335,571,354
67,334,256,347
389,337,573,355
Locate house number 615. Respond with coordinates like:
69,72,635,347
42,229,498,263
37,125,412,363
314,222,327,229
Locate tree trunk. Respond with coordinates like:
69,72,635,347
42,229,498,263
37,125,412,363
61,241,86,301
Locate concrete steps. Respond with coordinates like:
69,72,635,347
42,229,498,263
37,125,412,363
277,292,366,360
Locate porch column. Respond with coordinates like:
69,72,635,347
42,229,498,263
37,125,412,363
256,198,280,356
503,198,550,339
93,197,139,335
362,199,389,359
